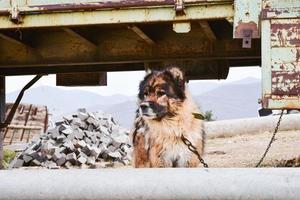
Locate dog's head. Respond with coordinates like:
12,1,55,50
138,67,186,120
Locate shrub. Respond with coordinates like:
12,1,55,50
2,149,16,169
204,110,215,121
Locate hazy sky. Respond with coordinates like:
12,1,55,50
6,66,261,96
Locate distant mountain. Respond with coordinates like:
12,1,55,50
195,81,261,120
187,81,220,96
7,86,134,117
104,101,138,129
7,77,262,129
227,77,260,85
187,77,260,96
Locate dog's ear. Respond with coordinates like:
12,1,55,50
165,67,185,90
145,68,152,75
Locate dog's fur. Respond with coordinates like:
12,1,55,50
131,67,205,168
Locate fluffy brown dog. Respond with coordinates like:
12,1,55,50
131,67,205,168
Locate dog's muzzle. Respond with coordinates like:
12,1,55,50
140,101,166,119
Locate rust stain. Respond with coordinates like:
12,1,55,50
234,20,259,38
271,71,300,95
277,30,285,46
271,22,300,47
24,0,207,13
271,23,300,32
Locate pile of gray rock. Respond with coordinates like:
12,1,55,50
10,109,132,169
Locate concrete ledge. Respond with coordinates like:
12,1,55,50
205,113,300,138
1,168,300,200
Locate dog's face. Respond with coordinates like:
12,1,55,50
138,67,186,120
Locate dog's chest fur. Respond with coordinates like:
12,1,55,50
147,118,201,167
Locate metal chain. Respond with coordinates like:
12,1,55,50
182,109,284,168
255,110,284,167
181,135,209,168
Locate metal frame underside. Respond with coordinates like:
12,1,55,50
0,0,263,79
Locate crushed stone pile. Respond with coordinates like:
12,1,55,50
10,109,132,169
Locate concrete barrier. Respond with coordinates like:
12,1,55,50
205,114,300,139
0,168,300,200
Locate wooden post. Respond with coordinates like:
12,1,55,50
0,76,5,169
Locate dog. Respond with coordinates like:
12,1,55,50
131,66,205,168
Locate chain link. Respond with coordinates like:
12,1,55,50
255,110,284,167
181,135,209,168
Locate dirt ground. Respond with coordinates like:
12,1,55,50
205,130,300,167
6,130,300,169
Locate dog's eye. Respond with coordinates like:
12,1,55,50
157,91,166,97
144,91,149,96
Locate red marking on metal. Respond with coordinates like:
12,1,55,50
271,22,300,47
272,71,300,95
277,30,285,46
271,23,300,32
296,49,300,62
279,64,284,70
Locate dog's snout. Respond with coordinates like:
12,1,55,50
141,102,155,109
140,103,148,111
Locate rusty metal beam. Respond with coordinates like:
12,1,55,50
0,3,234,29
62,28,98,49
0,1,233,15
0,56,261,76
198,21,216,41
0,76,4,169
56,72,107,86
128,25,155,45
0,33,41,58
0,33,27,47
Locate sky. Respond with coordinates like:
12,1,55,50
5,66,261,96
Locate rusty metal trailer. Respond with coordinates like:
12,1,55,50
0,0,259,80
0,0,300,168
